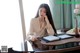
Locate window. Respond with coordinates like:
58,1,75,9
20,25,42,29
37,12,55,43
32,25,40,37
0,0,23,51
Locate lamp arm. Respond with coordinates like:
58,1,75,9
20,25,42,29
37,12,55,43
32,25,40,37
75,17,79,35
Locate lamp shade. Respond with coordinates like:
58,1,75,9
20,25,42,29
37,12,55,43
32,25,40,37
75,4,80,9
74,9,80,14
74,4,80,15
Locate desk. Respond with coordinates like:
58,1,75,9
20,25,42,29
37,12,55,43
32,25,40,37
23,37,80,53
41,37,80,50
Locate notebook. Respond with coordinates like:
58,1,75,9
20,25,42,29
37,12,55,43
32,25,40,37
42,34,73,42
43,35,60,42
57,34,73,40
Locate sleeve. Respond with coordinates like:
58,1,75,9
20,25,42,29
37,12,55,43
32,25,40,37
45,18,55,35
46,23,55,35
29,18,34,35
26,18,34,40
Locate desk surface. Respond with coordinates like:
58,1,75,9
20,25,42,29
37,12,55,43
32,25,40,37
41,37,80,46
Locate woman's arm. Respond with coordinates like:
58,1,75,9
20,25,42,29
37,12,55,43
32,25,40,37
45,16,55,35
46,23,55,35
27,18,38,41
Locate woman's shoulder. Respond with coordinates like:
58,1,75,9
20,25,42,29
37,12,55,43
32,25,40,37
31,18,38,21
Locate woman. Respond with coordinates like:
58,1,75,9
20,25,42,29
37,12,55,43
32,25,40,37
27,3,56,50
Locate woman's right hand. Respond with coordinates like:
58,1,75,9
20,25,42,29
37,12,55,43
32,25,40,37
30,36,38,42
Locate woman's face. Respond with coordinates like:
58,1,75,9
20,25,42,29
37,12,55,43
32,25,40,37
39,7,46,18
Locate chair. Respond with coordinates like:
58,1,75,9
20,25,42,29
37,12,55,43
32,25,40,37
24,40,35,53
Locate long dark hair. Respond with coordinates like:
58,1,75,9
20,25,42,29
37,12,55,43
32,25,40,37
35,3,57,34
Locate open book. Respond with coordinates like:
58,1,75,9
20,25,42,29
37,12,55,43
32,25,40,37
42,34,73,42
57,34,73,40
43,35,60,42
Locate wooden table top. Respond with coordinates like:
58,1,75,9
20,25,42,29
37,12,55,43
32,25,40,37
41,37,80,46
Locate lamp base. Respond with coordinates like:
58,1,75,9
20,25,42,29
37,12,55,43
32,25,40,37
75,34,80,38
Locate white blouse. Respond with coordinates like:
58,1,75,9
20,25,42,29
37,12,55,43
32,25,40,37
27,17,55,40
